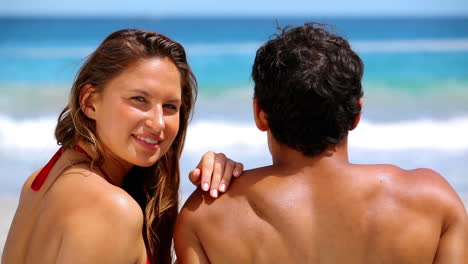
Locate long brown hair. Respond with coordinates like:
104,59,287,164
55,29,197,264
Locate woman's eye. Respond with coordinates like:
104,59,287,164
131,96,145,102
163,104,178,110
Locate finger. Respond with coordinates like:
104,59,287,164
209,153,226,198
200,151,215,192
219,159,235,193
189,168,201,185
233,162,244,177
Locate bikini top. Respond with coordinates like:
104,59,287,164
31,145,111,190
30,146,151,264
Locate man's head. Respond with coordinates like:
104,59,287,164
252,23,364,157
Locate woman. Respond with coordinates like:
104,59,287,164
2,29,242,264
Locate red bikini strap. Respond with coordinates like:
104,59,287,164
73,145,113,185
31,146,113,192
31,147,65,191
73,145,93,160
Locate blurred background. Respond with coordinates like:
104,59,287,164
1,0,467,251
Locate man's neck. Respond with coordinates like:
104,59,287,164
271,137,351,171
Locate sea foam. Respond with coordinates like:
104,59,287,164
2,114,467,154
0,115,57,151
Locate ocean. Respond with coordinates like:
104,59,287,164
1,16,467,200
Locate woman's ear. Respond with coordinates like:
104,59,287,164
79,84,98,120
253,98,269,132
350,97,363,131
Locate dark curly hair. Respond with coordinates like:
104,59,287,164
252,23,364,156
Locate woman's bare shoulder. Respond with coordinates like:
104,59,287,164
14,166,146,262
51,167,146,261
53,168,146,262
47,166,144,227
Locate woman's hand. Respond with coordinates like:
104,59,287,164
189,151,243,198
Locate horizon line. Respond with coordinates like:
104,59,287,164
1,13,468,19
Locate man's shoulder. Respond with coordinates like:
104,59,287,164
363,163,450,191
179,188,209,220
177,168,267,227
175,169,270,263
368,164,465,218
407,168,466,216
178,187,229,225
177,165,301,238
393,166,459,201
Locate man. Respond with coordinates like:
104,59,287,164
174,23,468,264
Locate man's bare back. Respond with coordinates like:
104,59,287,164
174,23,468,264
175,147,467,264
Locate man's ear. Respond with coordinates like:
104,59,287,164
350,97,363,131
253,98,268,131
79,84,99,120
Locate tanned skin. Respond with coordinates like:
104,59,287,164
174,99,468,264
2,149,148,264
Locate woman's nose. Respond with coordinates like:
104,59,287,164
144,106,165,131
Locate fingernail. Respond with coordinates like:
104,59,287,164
234,170,240,177
211,189,218,198
219,184,226,192
202,183,209,191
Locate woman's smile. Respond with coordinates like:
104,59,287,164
133,134,162,150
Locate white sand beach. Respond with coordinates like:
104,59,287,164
0,197,19,254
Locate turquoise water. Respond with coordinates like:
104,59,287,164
1,17,467,196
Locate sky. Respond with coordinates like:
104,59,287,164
1,0,467,17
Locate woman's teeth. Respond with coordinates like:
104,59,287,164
136,136,159,144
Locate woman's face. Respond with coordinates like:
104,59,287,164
90,57,182,168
